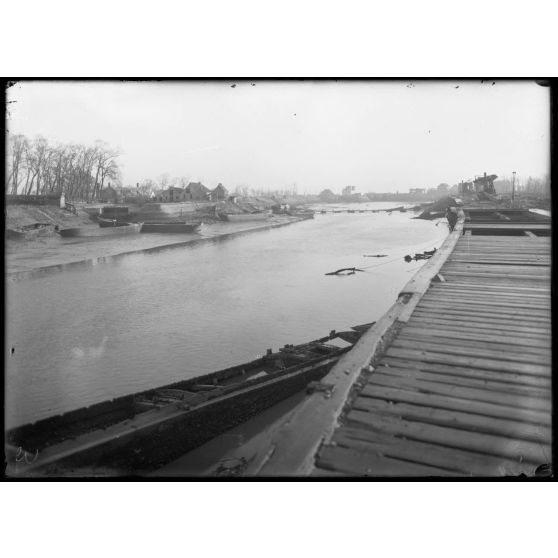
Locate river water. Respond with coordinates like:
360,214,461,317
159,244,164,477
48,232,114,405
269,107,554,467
5,202,448,429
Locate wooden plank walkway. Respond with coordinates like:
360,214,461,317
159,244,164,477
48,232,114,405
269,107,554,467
313,232,551,477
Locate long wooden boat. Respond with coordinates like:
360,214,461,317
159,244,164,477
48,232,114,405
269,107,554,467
6,323,373,476
219,212,270,222
287,209,315,219
58,223,143,238
97,216,133,228
141,221,201,233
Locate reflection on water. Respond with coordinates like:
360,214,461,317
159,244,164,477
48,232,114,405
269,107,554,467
5,203,447,428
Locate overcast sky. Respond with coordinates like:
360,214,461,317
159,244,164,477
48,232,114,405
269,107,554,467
6,80,550,194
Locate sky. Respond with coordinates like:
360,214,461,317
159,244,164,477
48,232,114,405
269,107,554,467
6,80,550,194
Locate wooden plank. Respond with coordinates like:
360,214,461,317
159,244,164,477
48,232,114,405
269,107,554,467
524,231,537,237
426,294,550,306
433,282,549,294
373,366,551,399
441,272,549,281
465,223,549,230
452,255,550,259
451,249,549,255
420,295,550,310
453,249,550,255
415,302,551,319
442,271,551,280
346,410,551,464
349,397,551,444
316,443,457,476
366,372,551,412
384,347,551,376
411,299,552,314
390,338,551,366
410,313,550,331
411,308,550,324
416,299,551,315
443,267,550,274
359,384,551,425
426,286,551,297
398,333,551,356
400,326,552,350
449,258,550,265
441,271,545,280
380,357,551,388
454,246,550,253
407,310,552,326
447,260,548,268
443,278,551,285
406,316,551,338
443,263,551,271
332,426,536,476
424,289,551,302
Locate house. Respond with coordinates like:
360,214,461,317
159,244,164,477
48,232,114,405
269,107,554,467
209,183,228,201
184,182,211,201
157,187,186,202
342,185,356,196
409,188,425,195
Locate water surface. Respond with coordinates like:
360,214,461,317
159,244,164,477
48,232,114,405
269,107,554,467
6,203,447,428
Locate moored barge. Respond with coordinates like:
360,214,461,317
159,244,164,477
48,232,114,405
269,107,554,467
6,324,372,476
140,221,202,233
58,223,143,237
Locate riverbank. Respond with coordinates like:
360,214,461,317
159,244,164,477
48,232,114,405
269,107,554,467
6,214,306,280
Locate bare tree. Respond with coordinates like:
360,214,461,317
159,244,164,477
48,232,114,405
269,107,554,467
6,134,28,194
6,134,122,201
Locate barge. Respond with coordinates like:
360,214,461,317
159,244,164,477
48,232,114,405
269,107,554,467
97,216,134,228
58,223,143,237
140,221,201,233
218,211,270,222
6,324,373,476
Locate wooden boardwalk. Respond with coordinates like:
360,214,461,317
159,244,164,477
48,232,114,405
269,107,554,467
313,230,552,476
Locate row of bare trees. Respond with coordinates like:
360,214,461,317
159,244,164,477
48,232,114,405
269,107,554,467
495,175,550,197
6,134,122,201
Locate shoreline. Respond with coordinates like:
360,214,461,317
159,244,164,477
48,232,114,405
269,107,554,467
6,215,306,281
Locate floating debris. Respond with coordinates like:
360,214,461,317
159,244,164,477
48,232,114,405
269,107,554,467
363,254,388,258
325,267,365,276
404,248,437,263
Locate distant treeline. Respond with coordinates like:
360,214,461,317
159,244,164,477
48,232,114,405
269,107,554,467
6,134,122,201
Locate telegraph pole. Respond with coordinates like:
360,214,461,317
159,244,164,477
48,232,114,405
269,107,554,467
512,171,516,203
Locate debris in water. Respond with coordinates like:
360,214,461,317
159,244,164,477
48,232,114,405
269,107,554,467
325,267,365,276
363,254,388,258
404,248,437,262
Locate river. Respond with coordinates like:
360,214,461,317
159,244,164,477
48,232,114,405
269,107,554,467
5,202,448,429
